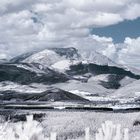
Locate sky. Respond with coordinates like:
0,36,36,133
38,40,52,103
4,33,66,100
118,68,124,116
0,0,140,69
92,17,140,43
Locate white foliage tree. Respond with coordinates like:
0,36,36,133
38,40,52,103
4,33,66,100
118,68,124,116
95,121,129,140
0,115,129,140
0,115,46,140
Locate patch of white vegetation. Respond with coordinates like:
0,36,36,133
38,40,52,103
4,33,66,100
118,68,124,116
0,115,129,140
0,115,46,140
95,121,129,140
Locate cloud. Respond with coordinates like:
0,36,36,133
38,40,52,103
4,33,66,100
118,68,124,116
121,2,140,20
117,37,140,69
100,36,140,69
0,0,140,69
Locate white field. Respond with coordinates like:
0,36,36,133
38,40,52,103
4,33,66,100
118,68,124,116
40,111,140,139
0,110,140,140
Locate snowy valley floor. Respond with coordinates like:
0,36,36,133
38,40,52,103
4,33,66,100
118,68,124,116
0,110,140,140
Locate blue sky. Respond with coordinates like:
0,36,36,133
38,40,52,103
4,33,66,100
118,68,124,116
92,18,140,43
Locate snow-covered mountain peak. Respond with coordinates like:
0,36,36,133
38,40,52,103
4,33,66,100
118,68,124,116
22,49,62,66
50,47,80,59
9,47,126,74
19,47,118,68
80,50,118,66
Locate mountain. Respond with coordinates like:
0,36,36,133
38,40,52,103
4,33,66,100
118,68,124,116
10,52,36,63
9,48,140,89
0,47,139,106
0,63,69,84
111,80,140,99
79,50,118,66
10,47,119,71
0,87,88,102
0,59,8,64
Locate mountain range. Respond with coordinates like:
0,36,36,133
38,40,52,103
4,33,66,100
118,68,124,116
0,47,140,109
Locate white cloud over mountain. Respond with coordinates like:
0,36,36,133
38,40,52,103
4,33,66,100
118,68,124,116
0,0,140,69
